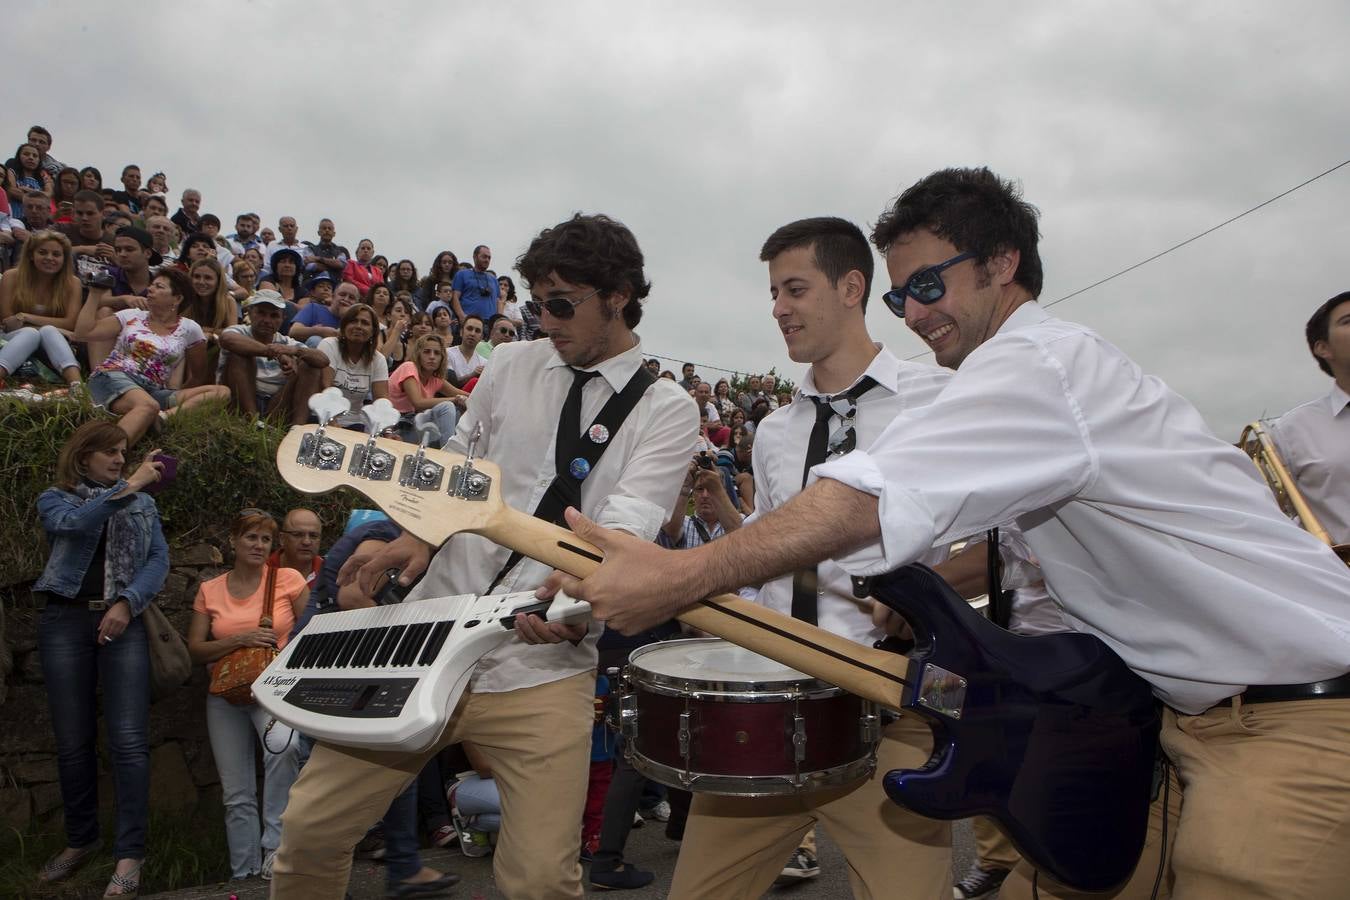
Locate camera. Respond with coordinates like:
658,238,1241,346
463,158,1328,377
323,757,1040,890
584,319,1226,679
696,451,714,471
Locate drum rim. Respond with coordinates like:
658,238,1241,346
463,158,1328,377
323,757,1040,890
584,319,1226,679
626,637,844,697
628,752,877,797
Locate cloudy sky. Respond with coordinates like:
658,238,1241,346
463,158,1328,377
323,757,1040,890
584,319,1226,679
13,1,1348,437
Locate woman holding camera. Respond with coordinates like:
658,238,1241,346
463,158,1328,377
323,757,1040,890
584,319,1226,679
34,422,169,897
187,510,307,881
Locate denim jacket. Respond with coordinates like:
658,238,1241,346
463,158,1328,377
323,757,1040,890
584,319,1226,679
34,482,170,616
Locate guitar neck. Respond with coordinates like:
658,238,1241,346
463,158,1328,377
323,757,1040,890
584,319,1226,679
479,506,911,710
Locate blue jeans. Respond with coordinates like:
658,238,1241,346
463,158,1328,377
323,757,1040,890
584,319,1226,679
0,325,79,377
205,695,300,879
39,602,150,860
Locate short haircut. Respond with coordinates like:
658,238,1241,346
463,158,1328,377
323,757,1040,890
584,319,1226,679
55,421,129,491
461,314,485,331
515,213,650,329
28,125,51,141
436,280,454,291
871,167,1043,299
473,244,489,255
155,267,197,313
759,216,875,310
122,164,139,175
1306,292,1350,376
73,189,102,207
200,213,221,228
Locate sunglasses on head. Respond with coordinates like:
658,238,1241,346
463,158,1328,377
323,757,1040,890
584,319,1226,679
881,252,974,318
524,287,601,321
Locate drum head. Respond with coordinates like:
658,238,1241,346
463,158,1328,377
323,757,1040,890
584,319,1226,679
628,638,837,694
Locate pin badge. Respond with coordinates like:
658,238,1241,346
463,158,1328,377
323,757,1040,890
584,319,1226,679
588,424,610,444
569,458,592,480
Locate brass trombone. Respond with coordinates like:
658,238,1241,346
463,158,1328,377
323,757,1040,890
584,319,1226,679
1239,421,1350,563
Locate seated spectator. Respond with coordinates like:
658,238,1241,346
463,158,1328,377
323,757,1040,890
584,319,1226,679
429,302,455,345
713,379,736,419
218,292,327,425
111,165,143,214
379,295,413,364
341,238,383,294
0,230,83,390
448,742,502,859
477,315,517,359
497,275,524,333
318,302,389,428
265,216,307,269
226,213,263,257
389,333,468,447
77,268,230,444
5,143,53,204
145,172,168,197
303,218,348,278
171,188,200,235
79,166,102,192
141,195,169,221
177,232,218,270
387,259,418,296
144,215,178,267
429,280,456,318
187,510,306,882
32,422,168,898
365,283,393,332
302,271,335,310
259,247,306,305
273,508,323,587
53,167,81,211
446,315,485,388
58,190,115,276
290,280,357,348
230,257,259,303
198,215,239,273
415,251,458,310
186,258,239,343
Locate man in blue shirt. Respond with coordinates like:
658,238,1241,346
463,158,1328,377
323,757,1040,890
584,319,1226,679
450,245,499,323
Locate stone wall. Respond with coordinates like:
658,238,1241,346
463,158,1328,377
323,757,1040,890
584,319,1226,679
0,542,230,833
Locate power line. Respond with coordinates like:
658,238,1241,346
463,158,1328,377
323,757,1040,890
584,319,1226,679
902,156,1350,361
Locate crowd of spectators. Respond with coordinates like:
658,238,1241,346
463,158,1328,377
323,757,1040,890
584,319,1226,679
15,122,804,895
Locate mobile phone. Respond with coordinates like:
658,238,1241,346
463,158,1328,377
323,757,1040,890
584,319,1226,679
142,453,178,494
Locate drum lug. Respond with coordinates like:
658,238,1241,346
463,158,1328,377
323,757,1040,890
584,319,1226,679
678,710,693,786
860,710,881,745
792,712,807,764
618,691,639,741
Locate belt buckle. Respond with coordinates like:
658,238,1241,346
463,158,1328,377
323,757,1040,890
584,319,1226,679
88,600,109,612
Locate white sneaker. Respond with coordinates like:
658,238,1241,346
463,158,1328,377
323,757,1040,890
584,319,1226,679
260,848,277,881
651,799,672,822
632,810,644,828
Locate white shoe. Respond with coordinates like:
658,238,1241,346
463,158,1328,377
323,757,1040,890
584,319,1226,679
651,799,672,822
261,848,277,881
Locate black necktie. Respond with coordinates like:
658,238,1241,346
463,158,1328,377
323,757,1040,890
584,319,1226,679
790,376,878,624
556,368,602,490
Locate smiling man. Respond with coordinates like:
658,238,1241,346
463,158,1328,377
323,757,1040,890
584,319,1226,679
555,168,1350,899
269,213,697,900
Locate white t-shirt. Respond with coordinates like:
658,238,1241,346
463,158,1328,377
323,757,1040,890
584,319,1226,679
447,344,485,383
317,336,389,425
216,324,305,398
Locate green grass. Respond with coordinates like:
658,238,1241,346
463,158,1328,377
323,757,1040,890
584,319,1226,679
0,800,232,899
0,397,360,588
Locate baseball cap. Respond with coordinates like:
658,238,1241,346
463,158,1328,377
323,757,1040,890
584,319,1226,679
244,289,287,310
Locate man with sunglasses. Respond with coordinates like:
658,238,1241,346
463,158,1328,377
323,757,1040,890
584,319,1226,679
476,314,518,359
270,213,698,900
553,168,1350,899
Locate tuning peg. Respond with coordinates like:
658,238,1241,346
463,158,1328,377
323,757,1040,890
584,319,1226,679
361,398,400,436
308,387,349,428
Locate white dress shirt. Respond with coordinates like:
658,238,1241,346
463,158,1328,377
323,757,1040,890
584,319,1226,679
746,346,953,646
815,303,1350,714
406,338,699,693
265,238,310,269
1269,385,1350,545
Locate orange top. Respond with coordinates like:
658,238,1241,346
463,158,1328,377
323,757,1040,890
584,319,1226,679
193,567,307,650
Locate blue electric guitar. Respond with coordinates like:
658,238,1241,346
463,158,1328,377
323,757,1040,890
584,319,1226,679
275,423,1158,892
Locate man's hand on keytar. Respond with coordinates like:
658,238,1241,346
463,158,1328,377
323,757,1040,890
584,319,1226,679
538,507,704,635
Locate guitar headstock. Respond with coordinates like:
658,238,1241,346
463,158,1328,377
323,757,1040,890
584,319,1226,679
276,424,505,547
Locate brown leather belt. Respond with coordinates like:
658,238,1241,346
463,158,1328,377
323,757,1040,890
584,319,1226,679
1222,672,1350,706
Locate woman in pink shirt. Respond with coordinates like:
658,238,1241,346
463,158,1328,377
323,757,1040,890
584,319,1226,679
389,333,468,447
187,510,307,881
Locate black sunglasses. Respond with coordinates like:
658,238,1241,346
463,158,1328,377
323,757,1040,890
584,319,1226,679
525,287,601,321
881,252,974,318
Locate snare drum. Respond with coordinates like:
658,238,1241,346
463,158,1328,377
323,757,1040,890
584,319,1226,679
616,638,880,796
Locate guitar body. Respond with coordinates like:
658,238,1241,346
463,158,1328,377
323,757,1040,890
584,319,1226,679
875,564,1160,892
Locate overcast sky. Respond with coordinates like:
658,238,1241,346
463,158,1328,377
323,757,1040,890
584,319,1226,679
12,1,1348,438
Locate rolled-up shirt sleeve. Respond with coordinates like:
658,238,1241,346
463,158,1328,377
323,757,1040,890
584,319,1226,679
812,332,1098,576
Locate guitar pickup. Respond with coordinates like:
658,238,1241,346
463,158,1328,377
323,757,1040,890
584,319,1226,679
297,431,346,471
349,441,396,481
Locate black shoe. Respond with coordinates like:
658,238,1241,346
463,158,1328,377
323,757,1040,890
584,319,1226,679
775,847,820,884
386,872,461,898
590,863,655,891
953,865,1010,900
355,832,387,861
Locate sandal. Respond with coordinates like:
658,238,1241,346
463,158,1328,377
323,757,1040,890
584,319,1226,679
103,859,144,899
37,839,103,883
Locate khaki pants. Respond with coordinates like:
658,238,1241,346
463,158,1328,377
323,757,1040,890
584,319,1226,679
1006,696,1350,900
668,716,951,899
972,816,1021,872
270,671,595,900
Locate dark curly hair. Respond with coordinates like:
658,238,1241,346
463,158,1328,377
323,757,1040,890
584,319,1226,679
515,213,650,329
1306,291,1350,377
871,167,1043,299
